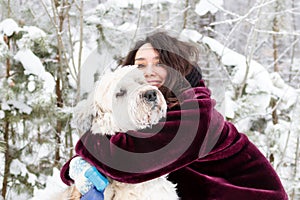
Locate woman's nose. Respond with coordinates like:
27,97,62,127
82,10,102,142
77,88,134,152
144,64,155,76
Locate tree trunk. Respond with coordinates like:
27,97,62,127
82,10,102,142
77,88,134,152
270,97,278,125
3,35,10,78
271,0,279,125
7,0,11,17
53,0,66,166
55,76,63,166
272,1,279,72
76,0,84,102
289,0,297,84
182,0,189,29
65,125,73,159
2,120,10,199
272,22,279,72
291,136,299,200
2,28,12,199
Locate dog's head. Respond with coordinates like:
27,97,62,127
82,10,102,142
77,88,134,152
72,65,167,135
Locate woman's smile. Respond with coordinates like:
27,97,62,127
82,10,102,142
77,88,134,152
146,80,162,87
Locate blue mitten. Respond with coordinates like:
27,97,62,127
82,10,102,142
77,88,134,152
84,166,109,192
81,186,104,200
69,157,109,195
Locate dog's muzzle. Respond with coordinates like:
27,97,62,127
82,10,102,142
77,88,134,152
143,90,157,102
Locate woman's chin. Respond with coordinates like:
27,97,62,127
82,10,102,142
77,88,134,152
151,84,161,88
147,82,161,88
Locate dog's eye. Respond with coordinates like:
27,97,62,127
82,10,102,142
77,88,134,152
116,89,127,97
135,78,146,85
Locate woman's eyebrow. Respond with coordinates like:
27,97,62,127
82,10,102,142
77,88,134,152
135,56,160,61
135,57,145,61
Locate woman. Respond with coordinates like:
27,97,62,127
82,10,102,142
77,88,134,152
61,31,288,199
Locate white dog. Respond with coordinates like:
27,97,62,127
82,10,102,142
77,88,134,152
64,65,178,200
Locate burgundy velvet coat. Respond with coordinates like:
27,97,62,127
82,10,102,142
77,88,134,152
61,81,288,200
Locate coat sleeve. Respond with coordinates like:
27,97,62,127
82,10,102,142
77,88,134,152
60,85,225,185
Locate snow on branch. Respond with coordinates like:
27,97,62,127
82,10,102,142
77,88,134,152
14,49,55,93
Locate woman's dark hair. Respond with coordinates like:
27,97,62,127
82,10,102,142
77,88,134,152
122,31,202,106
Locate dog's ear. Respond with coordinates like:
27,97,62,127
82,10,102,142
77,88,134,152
71,91,96,135
91,112,117,135
89,80,119,135
71,90,117,135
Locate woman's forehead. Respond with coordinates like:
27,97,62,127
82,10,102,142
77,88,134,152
135,43,159,61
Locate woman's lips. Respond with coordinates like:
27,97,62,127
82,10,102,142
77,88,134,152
147,80,161,87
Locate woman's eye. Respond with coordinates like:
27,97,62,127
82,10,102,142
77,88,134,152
154,62,165,67
137,64,146,68
116,89,127,97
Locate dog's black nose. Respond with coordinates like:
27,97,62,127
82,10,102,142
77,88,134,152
143,90,157,102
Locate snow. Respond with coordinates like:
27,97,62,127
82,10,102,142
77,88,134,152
1,101,10,111
181,29,273,118
2,99,33,115
85,15,102,25
40,72,56,93
105,0,174,9
117,22,137,32
270,72,299,110
10,159,28,177
15,49,45,76
34,143,54,161
0,18,20,37
195,0,223,16
180,29,203,42
80,47,117,96
0,110,4,119
29,168,68,200
22,26,47,40
200,34,273,93
28,75,36,92
224,91,237,119
6,100,32,114
14,49,55,93
10,159,36,185
95,3,107,16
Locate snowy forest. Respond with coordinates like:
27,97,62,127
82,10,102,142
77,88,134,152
0,0,299,199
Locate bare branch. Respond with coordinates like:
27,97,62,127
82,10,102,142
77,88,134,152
236,0,267,99
157,6,191,29
210,0,276,26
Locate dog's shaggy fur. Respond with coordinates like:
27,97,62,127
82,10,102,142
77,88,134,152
62,66,178,200
72,65,167,136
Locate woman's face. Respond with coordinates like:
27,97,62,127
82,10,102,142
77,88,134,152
134,43,167,88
